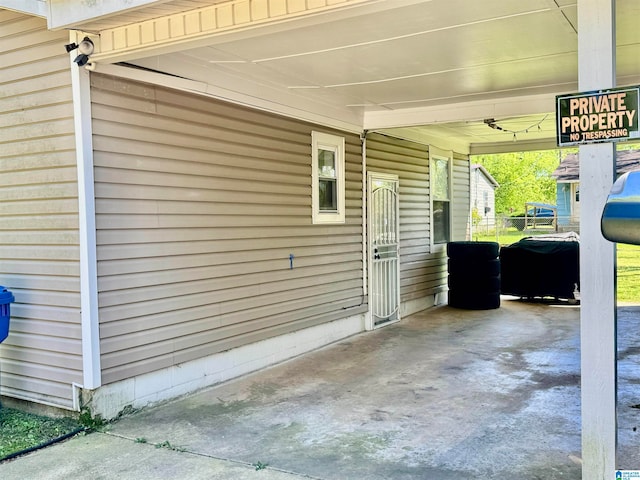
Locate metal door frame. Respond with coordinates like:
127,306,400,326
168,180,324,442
367,172,400,330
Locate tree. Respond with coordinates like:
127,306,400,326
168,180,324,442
473,150,564,214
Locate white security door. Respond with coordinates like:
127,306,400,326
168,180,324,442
368,173,400,328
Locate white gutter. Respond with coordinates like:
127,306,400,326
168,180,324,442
47,0,163,29
0,0,46,17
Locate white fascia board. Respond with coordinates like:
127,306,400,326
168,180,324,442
0,0,47,17
363,93,558,130
47,0,167,29
561,179,580,184
372,127,471,155
472,164,499,188
469,137,560,155
93,62,362,134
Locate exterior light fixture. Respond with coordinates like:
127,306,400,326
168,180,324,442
64,36,94,67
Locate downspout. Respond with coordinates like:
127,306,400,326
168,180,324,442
69,32,101,405
469,164,474,240
361,131,370,328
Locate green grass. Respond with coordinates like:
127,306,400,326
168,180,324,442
473,229,531,246
616,243,640,303
474,228,640,304
0,407,82,460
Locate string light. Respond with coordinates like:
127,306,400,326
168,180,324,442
483,114,548,141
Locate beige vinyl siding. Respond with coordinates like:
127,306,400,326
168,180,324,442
0,10,82,409
452,154,471,240
90,74,365,384
365,133,469,303
365,133,437,302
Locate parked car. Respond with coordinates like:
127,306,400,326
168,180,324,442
510,204,557,230
528,206,555,220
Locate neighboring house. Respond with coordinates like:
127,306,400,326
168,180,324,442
553,150,640,226
0,8,471,418
470,164,499,231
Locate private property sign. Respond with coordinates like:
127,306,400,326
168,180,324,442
556,86,640,146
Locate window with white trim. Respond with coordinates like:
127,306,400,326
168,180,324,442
430,153,452,246
312,131,345,224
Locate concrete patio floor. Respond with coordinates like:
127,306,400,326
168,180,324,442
3,298,640,479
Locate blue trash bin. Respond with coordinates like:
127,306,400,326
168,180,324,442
0,286,15,344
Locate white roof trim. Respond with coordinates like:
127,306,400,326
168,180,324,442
92,62,362,134
47,0,166,29
471,164,499,188
363,93,558,130
0,0,47,17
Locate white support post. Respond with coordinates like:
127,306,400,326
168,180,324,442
578,1,617,478
70,39,102,392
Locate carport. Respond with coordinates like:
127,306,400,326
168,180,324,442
6,300,640,479
3,1,635,477
107,298,586,480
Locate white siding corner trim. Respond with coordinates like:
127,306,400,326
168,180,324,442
87,312,365,419
70,51,101,390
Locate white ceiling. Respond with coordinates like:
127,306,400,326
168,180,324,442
63,0,640,153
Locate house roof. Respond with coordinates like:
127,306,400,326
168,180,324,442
471,164,499,188
552,150,640,182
